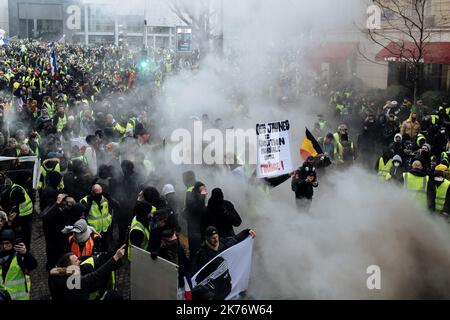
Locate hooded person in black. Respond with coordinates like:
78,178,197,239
185,182,207,257
202,188,242,238
42,195,85,271
63,159,92,202
389,133,405,159
113,160,142,245
142,186,165,209
39,171,63,211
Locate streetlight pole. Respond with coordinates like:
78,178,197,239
143,0,148,50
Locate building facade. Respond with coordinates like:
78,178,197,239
0,1,9,34
7,0,188,49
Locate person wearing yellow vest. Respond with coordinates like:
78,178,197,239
375,150,393,181
0,229,37,300
333,124,348,145
403,160,430,210
429,165,450,216
53,106,68,133
182,170,197,207
38,154,63,191
9,172,34,249
43,96,55,118
128,201,153,261
48,244,125,301
80,184,117,251
385,155,405,184
79,255,116,300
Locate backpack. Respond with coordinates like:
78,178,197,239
341,141,354,161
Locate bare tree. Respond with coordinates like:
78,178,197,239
365,0,448,103
168,0,221,57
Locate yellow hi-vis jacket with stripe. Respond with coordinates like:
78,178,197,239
403,172,429,209
127,215,151,261
435,179,450,212
81,196,112,233
10,184,33,217
378,158,393,181
0,254,31,300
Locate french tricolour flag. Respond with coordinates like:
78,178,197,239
183,276,192,300
48,42,58,79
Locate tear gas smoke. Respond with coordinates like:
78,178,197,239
141,0,450,299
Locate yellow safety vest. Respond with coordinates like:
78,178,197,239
56,114,68,132
114,122,126,135
10,184,33,217
435,179,450,212
39,163,63,190
81,196,112,233
0,255,31,300
333,132,340,145
430,115,439,125
80,257,116,299
403,172,429,209
44,102,55,118
336,141,354,162
378,158,393,181
127,216,151,261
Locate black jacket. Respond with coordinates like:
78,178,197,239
185,191,206,233
202,200,242,238
48,257,122,301
192,229,251,273
291,165,318,199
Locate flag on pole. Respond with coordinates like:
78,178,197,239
183,276,192,300
48,42,58,79
300,128,323,160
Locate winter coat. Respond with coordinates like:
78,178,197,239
202,200,242,238
185,191,206,234
291,165,318,200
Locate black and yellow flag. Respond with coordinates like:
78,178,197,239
300,128,323,160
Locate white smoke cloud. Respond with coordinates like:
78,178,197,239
115,0,450,299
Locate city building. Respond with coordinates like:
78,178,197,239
7,0,188,49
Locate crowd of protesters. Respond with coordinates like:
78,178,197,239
1,37,449,301
309,85,450,218
0,40,256,301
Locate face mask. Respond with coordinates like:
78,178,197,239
435,177,444,182
394,162,400,167
92,193,102,201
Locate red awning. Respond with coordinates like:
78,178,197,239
306,42,358,64
375,42,450,65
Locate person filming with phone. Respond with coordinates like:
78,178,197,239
0,229,38,300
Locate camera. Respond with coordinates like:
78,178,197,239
14,238,24,245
